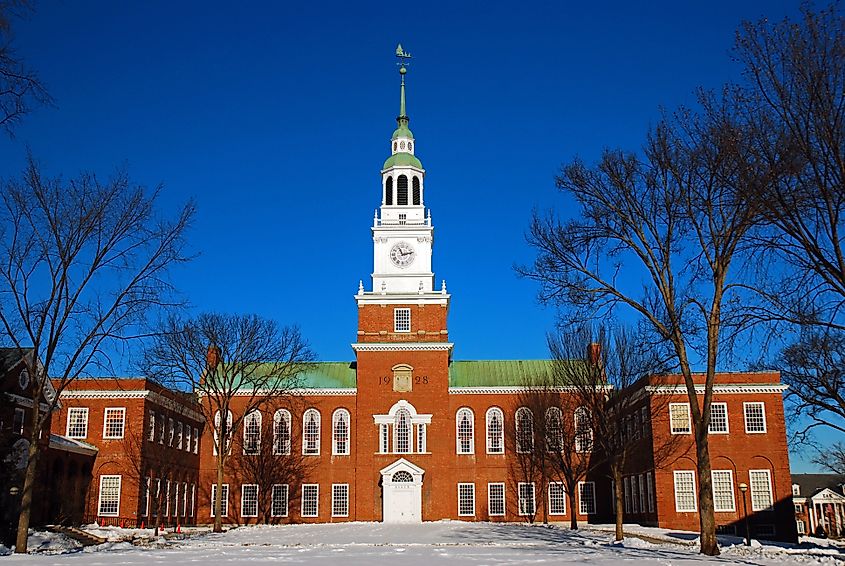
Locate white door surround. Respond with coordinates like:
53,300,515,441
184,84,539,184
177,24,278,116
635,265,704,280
380,458,424,523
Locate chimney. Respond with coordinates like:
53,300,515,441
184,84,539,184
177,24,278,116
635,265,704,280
206,344,220,370
587,342,602,365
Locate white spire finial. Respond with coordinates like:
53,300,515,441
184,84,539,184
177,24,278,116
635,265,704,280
358,280,364,296
381,281,387,295
441,279,447,294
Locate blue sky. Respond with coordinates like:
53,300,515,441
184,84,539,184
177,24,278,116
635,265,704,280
2,2,822,467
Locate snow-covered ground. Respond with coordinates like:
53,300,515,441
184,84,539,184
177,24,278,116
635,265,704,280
2,521,844,564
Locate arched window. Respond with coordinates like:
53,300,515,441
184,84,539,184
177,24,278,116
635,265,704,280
385,176,393,206
243,410,261,455
302,409,321,455
394,408,412,453
486,407,504,454
545,407,563,452
397,175,408,205
273,409,291,455
332,408,350,455
456,408,474,454
412,176,421,205
575,407,593,453
213,410,233,456
392,471,413,483
515,407,534,454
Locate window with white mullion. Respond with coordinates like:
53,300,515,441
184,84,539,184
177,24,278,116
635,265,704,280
417,423,426,453
458,483,475,516
98,475,121,516
147,412,156,442
673,470,697,512
548,482,566,515
301,484,319,517
486,407,504,454
103,407,125,439
243,411,261,455
302,409,321,455
456,408,474,454
210,483,229,517
241,484,258,517
744,402,767,433
332,484,349,517
515,407,534,453
518,482,536,516
669,403,691,434
578,482,596,515
271,484,289,517
394,409,412,454
394,308,411,332
380,423,390,453
332,409,350,456
66,407,89,439
750,469,773,511
646,472,655,513
488,483,505,516
711,470,736,512
273,410,292,455
708,403,729,434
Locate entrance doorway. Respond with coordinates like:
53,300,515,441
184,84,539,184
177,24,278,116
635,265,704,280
380,458,423,523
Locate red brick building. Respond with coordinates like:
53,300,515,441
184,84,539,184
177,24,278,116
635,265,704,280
13,52,797,544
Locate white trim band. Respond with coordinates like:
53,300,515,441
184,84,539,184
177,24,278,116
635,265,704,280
351,342,454,352
646,384,788,395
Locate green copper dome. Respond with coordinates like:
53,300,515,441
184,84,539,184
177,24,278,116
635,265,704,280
392,121,414,140
383,152,423,169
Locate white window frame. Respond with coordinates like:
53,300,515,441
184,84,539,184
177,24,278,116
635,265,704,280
273,409,292,455
394,308,411,333
488,482,505,517
578,481,596,515
97,475,122,517
192,426,199,453
750,469,774,511
518,482,536,516
210,483,229,517
332,483,349,518
711,469,736,512
271,484,289,517
379,423,389,453
417,422,427,453
241,484,259,518
13,407,25,435
638,474,646,513
486,407,504,454
548,482,566,515
66,407,89,439
148,411,156,442
673,470,697,512
708,402,729,434
744,402,767,434
669,403,691,434
624,476,631,514
456,408,475,454
243,411,262,455
457,483,475,517
168,417,174,446
176,421,183,449
515,407,534,454
797,519,805,535
302,409,321,455
646,471,655,513
332,409,351,456
574,406,593,453
301,484,319,518
140,476,150,517
213,410,233,456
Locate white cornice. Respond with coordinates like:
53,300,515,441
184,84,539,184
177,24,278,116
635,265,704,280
226,388,356,397
354,293,450,306
351,342,453,352
645,384,789,395
59,389,204,422
449,386,613,395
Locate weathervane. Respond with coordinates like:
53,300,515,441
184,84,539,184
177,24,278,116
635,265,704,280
395,43,412,77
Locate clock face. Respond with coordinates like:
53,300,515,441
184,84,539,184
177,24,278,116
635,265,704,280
389,241,416,267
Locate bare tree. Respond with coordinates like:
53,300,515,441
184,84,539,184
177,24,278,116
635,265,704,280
548,325,680,541
0,1,52,136
521,98,762,554
143,312,314,532
0,157,193,552
732,5,845,454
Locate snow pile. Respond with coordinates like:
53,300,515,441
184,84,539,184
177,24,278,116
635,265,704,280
0,544,11,556
25,530,82,554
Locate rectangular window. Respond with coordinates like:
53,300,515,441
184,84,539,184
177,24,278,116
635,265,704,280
641,406,650,436
744,402,767,433
708,403,729,434
210,483,229,517
158,413,165,444
518,482,536,516
673,470,697,512
711,470,736,512
302,484,319,517
578,482,596,515
182,481,188,518
417,423,426,453
98,475,121,516
646,472,655,513
168,418,174,446
13,407,25,435
332,484,349,517
190,484,196,516
638,474,646,513
631,475,639,513
548,482,566,515
241,484,258,517
165,480,171,516
152,479,160,517
624,476,631,514
488,483,505,516
176,421,183,450
140,477,150,516
193,427,199,454
394,308,411,333
272,484,289,517
174,482,180,517
103,408,126,439
750,469,774,511
380,424,389,453
797,520,805,535
669,403,691,434
458,483,475,517
66,407,89,438
148,411,156,442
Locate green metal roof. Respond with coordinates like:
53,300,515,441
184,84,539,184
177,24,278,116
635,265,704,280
450,360,556,387
298,362,357,389
383,152,423,169
391,123,414,140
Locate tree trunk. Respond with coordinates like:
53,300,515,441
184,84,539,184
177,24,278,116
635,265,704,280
613,467,624,541
695,429,719,556
568,490,578,530
14,417,43,553
214,452,224,533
